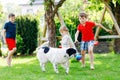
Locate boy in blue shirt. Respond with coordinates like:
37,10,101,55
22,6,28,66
3,13,16,66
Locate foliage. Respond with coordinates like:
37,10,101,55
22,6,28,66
0,41,2,56
112,0,120,4
15,15,39,55
0,2,5,29
0,54,120,80
0,3,2,17
16,35,24,54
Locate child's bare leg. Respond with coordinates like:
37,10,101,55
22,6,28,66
6,48,16,66
6,50,13,66
81,50,86,67
88,46,94,69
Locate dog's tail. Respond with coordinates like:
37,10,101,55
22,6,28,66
36,41,49,51
40,41,49,47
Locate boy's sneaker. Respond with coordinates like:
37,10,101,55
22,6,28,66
81,64,85,68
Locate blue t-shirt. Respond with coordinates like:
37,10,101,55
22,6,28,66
4,21,16,39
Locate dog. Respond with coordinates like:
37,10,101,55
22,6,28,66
37,46,76,74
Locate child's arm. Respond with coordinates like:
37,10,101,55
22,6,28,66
95,23,112,33
67,36,74,48
75,30,79,42
2,29,6,44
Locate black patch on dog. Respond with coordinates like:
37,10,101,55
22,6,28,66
66,48,76,56
42,46,50,53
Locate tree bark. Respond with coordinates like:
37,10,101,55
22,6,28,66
44,0,56,47
114,1,120,53
109,1,120,53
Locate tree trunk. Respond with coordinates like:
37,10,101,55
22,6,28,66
45,16,56,47
109,1,120,54
114,2,120,53
44,0,56,47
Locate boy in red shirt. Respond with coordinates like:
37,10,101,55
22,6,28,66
3,13,17,66
75,12,112,70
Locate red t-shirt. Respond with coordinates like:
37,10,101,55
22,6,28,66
77,21,96,41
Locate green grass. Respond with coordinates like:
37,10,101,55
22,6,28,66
0,53,120,80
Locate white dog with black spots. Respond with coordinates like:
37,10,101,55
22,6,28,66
37,46,76,74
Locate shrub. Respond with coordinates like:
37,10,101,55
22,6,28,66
16,35,24,54
16,15,39,55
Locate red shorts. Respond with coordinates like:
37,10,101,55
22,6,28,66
6,38,16,50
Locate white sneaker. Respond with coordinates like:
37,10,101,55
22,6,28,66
90,66,95,70
81,64,85,68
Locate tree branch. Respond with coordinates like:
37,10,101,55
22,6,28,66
53,0,66,16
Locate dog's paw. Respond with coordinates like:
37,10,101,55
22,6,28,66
55,71,59,74
65,72,69,75
42,70,46,72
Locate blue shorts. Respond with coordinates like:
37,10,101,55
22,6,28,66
80,40,94,50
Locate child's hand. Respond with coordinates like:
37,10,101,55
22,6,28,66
74,40,79,43
3,39,6,44
106,29,113,34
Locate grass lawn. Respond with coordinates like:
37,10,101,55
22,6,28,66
0,53,120,80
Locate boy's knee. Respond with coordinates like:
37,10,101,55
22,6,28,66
13,47,17,51
81,51,85,56
88,50,93,54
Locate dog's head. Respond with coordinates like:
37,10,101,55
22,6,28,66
66,48,76,57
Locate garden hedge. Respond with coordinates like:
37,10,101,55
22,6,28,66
16,15,39,55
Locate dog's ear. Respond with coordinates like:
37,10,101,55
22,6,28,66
66,48,76,56
42,46,50,53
